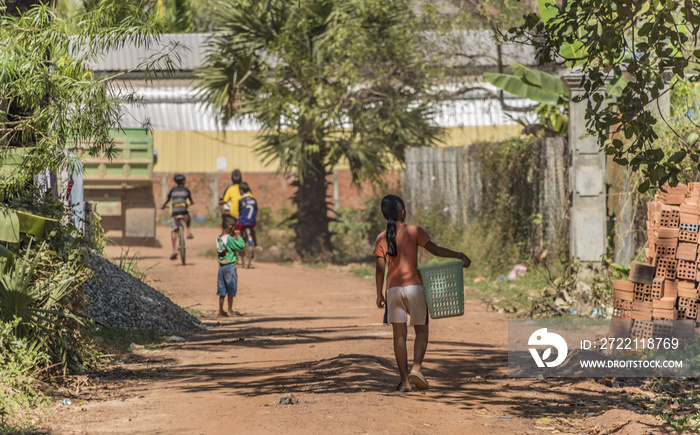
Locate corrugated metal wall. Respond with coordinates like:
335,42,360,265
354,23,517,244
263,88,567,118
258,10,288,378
153,130,273,173
122,84,535,173
404,138,568,247
151,125,523,173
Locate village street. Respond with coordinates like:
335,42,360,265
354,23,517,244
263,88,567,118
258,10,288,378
39,227,665,434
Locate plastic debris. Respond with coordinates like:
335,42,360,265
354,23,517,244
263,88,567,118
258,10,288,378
506,264,527,281
63,399,72,405
279,394,299,405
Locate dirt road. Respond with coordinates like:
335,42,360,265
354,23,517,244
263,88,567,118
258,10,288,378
46,227,667,434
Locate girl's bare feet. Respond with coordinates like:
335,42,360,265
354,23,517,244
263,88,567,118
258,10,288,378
218,311,229,317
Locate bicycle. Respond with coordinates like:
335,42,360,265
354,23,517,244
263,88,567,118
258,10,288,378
174,215,187,265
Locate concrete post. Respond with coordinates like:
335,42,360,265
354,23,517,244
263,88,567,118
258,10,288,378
209,174,220,214
84,201,93,244
564,71,608,269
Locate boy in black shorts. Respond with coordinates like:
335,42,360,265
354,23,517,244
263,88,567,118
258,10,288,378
161,174,194,260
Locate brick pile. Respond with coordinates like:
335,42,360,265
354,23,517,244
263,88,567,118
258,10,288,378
610,183,700,340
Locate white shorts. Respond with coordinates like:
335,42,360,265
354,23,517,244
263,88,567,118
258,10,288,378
386,284,428,326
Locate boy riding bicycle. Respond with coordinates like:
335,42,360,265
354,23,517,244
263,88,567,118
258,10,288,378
236,182,258,247
161,174,194,260
220,169,244,218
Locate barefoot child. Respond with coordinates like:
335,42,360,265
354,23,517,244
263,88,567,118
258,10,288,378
374,195,471,392
216,215,245,317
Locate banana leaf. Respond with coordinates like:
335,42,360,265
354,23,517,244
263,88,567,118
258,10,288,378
484,72,566,106
0,206,20,243
16,210,54,238
537,0,558,23
0,206,57,241
511,62,569,98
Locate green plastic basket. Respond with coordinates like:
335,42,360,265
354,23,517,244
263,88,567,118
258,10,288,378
417,261,465,319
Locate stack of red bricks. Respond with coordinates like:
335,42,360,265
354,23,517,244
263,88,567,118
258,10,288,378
610,183,700,341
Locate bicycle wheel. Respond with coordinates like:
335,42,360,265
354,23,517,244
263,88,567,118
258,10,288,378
178,221,187,265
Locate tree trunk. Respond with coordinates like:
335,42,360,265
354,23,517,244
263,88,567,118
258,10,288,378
293,163,332,262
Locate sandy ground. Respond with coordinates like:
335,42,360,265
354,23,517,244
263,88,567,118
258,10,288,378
42,227,670,434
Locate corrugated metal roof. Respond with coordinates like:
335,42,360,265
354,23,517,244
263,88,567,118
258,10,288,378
90,30,538,72
116,84,537,131
90,33,210,72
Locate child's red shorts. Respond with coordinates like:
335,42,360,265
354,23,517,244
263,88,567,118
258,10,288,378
235,223,256,232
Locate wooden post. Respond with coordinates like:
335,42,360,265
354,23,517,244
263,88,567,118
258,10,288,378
84,201,93,244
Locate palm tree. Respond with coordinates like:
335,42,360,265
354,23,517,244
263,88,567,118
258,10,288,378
197,0,442,261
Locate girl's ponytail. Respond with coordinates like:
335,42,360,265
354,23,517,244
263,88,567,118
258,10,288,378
386,218,398,257
381,195,405,258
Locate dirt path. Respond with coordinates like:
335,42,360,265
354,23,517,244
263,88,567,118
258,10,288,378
46,227,668,434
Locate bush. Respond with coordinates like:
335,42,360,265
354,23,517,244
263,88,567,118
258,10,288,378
331,208,372,262
0,317,50,427
0,242,88,372
331,196,390,263
255,205,296,261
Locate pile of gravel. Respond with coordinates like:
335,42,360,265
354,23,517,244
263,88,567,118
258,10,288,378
83,251,206,333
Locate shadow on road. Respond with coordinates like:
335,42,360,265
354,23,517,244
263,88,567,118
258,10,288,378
93,314,668,433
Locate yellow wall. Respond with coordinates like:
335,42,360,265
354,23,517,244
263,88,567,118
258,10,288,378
444,125,523,146
152,125,524,173
153,130,274,173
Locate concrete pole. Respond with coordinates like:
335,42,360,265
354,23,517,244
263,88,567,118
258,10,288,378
564,71,608,270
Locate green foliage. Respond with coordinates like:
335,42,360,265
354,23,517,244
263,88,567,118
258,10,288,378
347,264,374,278
484,62,568,106
0,242,86,371
0,1,171,196
618,79,700,257
610,262,630,279
529,257,614,318
113,247,149,282
90,209,106,255
331,194,392,263
463,265,553,313
510,0,700,191
406,137,556,274
484,62,570,135
474,137,546,266
0,317,50,429
196,0,444,260
91,327,164,352
255,205,295,255
55,0,213,33
412,198,463,256
533,103,568,135
330,208,372,263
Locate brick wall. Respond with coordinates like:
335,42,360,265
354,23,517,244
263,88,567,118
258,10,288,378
153,169,402,219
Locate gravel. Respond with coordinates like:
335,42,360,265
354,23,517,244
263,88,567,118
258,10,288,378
83,251,206,334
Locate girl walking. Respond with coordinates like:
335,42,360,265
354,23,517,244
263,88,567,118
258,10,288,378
373,195,470,392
